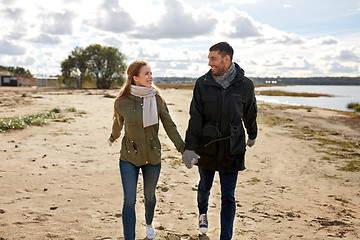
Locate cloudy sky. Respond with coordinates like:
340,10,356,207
1,0,359,78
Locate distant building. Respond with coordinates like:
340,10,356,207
36,76,59,88
0,75,18,86
18,76,37,86
265,80,278,84
0,70,13,76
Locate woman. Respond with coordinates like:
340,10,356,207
107,60,184,240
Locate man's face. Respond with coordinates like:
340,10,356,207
208,50,229,76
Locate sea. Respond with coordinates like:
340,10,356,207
255,85,360,112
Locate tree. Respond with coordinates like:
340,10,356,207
0,65,33,78
61,44,127,89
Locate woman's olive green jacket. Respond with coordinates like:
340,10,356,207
109,94,185,166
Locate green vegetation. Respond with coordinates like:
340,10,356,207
247,177,261,185
0,108,85,132
255,90,333,97
155,77,196,84
156,83,195,90
347,102,360,112
322,174,340,180
258,102,360,172
337,160,360,172
260,116,293,127
0,65,33,78
61,44,127,89
258,103,313,112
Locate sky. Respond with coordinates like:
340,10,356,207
1,0,360,78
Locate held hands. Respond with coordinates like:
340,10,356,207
182,150,200,169
246,138,256,147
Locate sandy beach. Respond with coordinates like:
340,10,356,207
0,87,359,240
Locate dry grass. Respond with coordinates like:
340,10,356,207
255,90,334,97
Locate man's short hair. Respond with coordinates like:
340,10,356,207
209,42,234,61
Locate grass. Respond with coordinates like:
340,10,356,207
259,103,313,112
260,116,293,127
247,177,261,185
0,108,85,132
255,90,333,97
337,160,360,172
155,83,195,89
258,102,360,172
322,174,340,180
347,102,360,112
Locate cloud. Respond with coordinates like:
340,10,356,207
41,11,75,35
221,7,304,45
222,0,260,4
17,56,36,66
0,0,17,5
8,31,27,41
317,36,338,45
272,33,304,45
131,0,217,39
138,48,160,59
30,34,62,45
0,40,26,55
329,61,358,73
103,37,123,49
92,0,135,33
338,49,360,61
227,11,261,38
2,7,24,19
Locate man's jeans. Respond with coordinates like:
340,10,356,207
119,160,161,240
197,166,238,240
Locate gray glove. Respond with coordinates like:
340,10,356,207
182,150,200,169
246,138,256,147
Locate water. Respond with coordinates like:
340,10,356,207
255,85,360,112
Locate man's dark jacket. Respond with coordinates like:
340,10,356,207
185,63,257,173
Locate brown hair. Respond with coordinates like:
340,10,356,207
209,41,234,61
113,60,161,122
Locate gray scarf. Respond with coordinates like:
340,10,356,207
213,63,237,89
130,85,158,128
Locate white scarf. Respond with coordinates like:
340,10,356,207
130,85,158,128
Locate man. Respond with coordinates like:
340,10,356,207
182,42,257,240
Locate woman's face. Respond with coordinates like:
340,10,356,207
133,65,153,88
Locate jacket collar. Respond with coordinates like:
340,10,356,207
127,94,143,102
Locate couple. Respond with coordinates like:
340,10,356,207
107,42,258,240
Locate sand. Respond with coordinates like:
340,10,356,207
0,87,359,240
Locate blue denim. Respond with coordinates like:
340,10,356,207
119,160,161,240
197,166,238,240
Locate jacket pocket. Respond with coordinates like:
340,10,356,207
123,137,138,155
197,124,219,156
202,96,218,115
229,122,246,156
150,137,161,159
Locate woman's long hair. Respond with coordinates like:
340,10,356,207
113,60,161,122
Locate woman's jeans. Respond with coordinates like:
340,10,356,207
197,166,238,240
119,160,161,240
